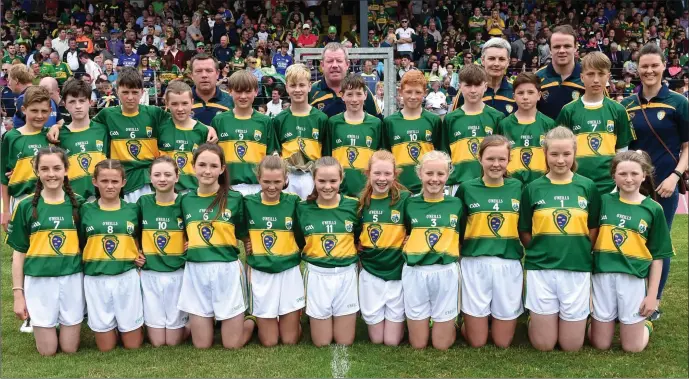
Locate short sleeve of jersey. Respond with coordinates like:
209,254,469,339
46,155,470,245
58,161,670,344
646,200,675,259
231,191,246,237
675,95,689,143
6,199,29,253
586,179,601,229
236,197,250,239
0,130,12,185
614,102,635,148
518,184,533,233
555,103,571,127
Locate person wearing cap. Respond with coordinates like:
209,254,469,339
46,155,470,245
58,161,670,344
195,41,206,54
309,42,381,118
320,25,339,47
395,18,415,57
297,23,318,48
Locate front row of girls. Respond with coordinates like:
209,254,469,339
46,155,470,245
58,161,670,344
10,125,672,356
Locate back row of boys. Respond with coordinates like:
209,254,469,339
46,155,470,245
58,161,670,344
0,49,635,223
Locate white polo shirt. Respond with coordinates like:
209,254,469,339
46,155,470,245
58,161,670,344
395,27,415,53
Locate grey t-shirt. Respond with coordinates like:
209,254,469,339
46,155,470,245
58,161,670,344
186,25,201,50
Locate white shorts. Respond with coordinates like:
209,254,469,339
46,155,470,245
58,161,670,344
286,170,314,200
141,269,189,329
84,269,144,333
177,261,247,320
444,184,460,197
231,184,262,196
24,272,85,328
460,256,524,320
592,273,646,325
304,263,359,319
248,265,305,318
358,269,405,325
124,184,153,204
402,263,460,322
525,270,591,322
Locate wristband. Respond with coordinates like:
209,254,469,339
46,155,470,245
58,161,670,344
673,170,683,178
12,287,23,291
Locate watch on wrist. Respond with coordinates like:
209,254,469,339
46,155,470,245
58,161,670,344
673,170,683,178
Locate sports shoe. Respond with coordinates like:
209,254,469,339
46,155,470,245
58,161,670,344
649,309,661,322
19,318,33,333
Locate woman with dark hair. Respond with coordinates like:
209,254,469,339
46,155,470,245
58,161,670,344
621,42,689,321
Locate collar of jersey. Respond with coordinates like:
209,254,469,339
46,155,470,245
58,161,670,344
640,84,671,103
423,196,444,203
192,85,223,103
546,61,582,82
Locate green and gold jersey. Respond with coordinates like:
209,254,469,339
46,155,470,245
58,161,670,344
59,122,109,199
324,113,384,197
402,194,463,266
212,110,280,185
6,194,84,277
80,200,140,276
53,63,72,85
593,192,674,278
138,193,186,272
518,174,601,272
556,97,635,194
496,111,556,185
241,192,301,273
273,107,328,165
158,119,209,191
158,65,181,84
181,189,244,263
442,105,504,186
359,192,410,281
0,128,50,198
457,178,523,260
383,111,442,193
92,105,170,194
296,195,361,268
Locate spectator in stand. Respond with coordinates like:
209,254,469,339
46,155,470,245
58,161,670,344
52,29,69,59
272,41,293,76
395,18,415,57
297,23,318,48
75,26,94,54
63,38,80,72
80,52,103,88
214,35,233,64
108,29,124,57
103,59,117,84
164,38,185,70
117,40,139,69
321,26,339,47
359,59,380,95
265,88,283,117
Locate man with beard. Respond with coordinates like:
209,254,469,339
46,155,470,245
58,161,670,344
451,38,515,116
189,53,234,125
309,43,381,118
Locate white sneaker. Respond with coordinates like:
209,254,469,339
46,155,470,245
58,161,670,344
19,319,33,333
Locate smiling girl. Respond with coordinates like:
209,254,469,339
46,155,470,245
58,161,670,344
241,155,304,346
590,151,673,352
358,150,410,345
9,147,84,356
457,135,524,348
519,126,601,352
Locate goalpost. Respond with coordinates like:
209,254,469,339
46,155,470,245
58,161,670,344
294,47,397,117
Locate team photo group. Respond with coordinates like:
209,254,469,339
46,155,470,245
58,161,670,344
2,25,688,358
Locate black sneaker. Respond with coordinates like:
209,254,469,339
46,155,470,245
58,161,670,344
649,309,661,322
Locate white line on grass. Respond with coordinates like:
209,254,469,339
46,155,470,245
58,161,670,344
331,344,350,378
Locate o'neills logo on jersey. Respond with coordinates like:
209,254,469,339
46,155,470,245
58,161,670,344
198,222,214,245
639,219,648,234
521,147,533,168
127,140,142,159
425,228,441,251
154,231,170,255
285,217,293,230
321,234,338,257
587,133,602,155
407,142,421,162
367,224,382,247
391,210,400,223
488,213,504,237
235,141,248,162
553,209,571,235
78,153,92,173
175,152,188,169
102,235,119,259
612,227,628,251
49,231,66,256
468,138,480,159
262,230,277,255
346,147,358,167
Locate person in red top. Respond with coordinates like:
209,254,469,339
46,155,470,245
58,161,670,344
297,24,318,48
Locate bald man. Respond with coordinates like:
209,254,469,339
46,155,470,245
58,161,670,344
40,76,72,124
